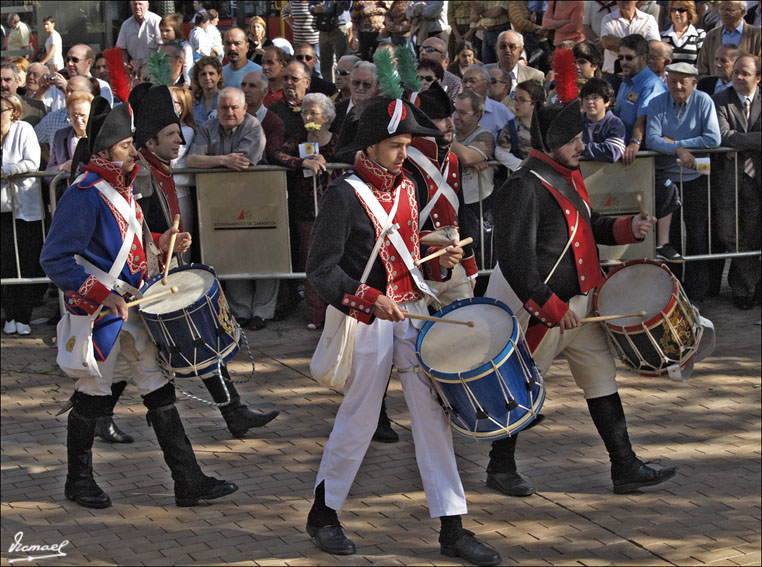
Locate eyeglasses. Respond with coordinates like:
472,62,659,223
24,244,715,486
421,45,444,54
454,109,474,117
417,75,436,82
462,77,485,84
296,54,314,62
498,43,521,51
351,79,373,88
283,74,306,83
617,54,639,62
69,112,88,120
490,76,508,84
719,5,742,12
336,69,351,76
66,56,81,63
514,96,533,104
670,7,688,13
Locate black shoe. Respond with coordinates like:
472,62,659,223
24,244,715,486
440,530,501,566
94,416,134,443
223,406,280,438
732,294,754,310
176,477,239,507
65,478,112,509
236,317,251,328
306,523,356,555
486,471,536,497
656,243,685,263
613,460,678,494
248,316,266,330
372,400,399,443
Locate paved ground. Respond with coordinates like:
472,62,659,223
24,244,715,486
1,291,760,566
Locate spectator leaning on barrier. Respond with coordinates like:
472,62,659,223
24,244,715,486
495,79,543,172
0,62,46,128
1,94,44,337
269,60,312,142
262,46,291,107
612,34,667,165
646,62,722,299
698,43,740,95
187,87,265,170
696,1,762,79
452,89,496,269
223,28,262,89
661,1,706,67
648,40,674,85
580,77,627,163
711,54,761,310
116,1,162,61
192,55,223,127
241,69,285,165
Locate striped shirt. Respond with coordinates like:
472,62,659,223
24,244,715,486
661,24,705,66
283,1,320,44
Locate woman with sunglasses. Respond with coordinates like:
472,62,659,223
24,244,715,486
661,1,706,66
417,58,445,90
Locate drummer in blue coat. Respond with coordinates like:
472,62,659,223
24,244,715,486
485,61,679,497
40,98,238,510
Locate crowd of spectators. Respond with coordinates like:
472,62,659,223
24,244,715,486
2,0,761,336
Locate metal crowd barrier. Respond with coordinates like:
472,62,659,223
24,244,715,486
2,147,759,287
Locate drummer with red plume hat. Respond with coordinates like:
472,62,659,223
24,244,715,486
304,93,502,565
40,96,238,511
484,48,678,498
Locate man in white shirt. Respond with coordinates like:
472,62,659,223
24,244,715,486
600,1,660,75
40,17,64,70
116,0,162,61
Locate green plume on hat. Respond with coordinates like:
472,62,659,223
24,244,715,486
144,51,173,87
373,47,403,99
394,45,422,93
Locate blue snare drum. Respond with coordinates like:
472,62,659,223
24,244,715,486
139,264,240,377
416,297,545,440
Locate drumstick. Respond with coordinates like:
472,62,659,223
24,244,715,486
581,311,647,323
162,214,182,286
98,286,179,317
403,312,475,327
414,237,474,267
636,194,649,219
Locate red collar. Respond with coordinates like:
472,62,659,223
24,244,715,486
83,154,139,200
139,148,172,177
354,151,404,192
411,136,439,161
528,148,590,203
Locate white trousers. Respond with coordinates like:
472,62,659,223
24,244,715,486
316,313,468,518
75,319,168,397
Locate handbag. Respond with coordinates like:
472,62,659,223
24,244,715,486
310,178,401,390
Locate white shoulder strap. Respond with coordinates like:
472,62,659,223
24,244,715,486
407,146,459,225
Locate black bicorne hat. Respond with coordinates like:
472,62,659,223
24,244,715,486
86,96,135,156
131,84,185,149
530,98,584,152
345,97,443,153
411,81,453,120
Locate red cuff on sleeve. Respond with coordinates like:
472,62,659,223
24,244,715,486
423,246,444,282
524,294,568,327
151,232,162,249
462,255,478,279
613,216,640,244
343,284,382,324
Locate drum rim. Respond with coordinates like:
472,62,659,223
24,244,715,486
593,258,679,332
140,263,221,316
415,296,520,381
447,387,546,440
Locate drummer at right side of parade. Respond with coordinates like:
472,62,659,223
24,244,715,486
39,97,238,510
486,47,678,497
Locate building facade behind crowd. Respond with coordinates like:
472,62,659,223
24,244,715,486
2,0,761,332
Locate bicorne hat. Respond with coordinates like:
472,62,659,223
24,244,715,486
530,98,584,152
411,81,454,120
87,96,136,156
130,84,185,149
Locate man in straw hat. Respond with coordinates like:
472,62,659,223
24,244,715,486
304,96,502,566
40,98,238,510
485,71,679,498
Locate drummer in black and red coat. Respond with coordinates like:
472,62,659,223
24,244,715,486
485,93,679,497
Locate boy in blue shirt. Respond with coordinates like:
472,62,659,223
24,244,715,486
581,77,627,162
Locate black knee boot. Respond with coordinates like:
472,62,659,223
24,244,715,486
65,392,112,509
306,481,355,555
202,366,279,438
143,383,238,506
485,434,535,496
372,388,398,443
587,393,678,493
94,381,134,444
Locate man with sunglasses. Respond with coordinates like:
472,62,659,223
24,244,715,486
294,43,337,97
222,28,262,89
420,37,463,101
332,61,377,137
333,54,360,101
49,45,113,108
486,31,544,100
487,68,511,103
600,1,660,78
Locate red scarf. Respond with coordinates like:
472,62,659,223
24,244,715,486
139,148,183,231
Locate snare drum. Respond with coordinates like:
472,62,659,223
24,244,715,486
416,297,545,440
593,259,703,376
139,264,240,377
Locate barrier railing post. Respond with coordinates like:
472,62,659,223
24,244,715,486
734,151,740,253
313,172,319,218
477,171,485,269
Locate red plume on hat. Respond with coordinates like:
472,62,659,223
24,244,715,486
552,47,578,104
103,47,130,104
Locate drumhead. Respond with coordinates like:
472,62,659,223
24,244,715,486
141,269,216,314
419,303,515,373
597,262,674,326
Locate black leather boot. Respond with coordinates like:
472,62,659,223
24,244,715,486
203,369,279,438
439,515,502,566
94,381,134,444
144,383,238,507
486,435,535,496
64,393,112,509
306,481,356,555
372,394,399,443
587,393,678,494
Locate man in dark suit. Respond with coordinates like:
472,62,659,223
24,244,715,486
697,43,739,95
696,1,761,79
711,54,761,309
331,60,377,136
